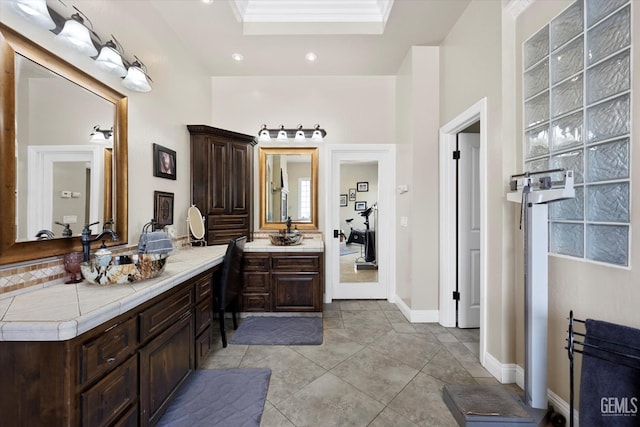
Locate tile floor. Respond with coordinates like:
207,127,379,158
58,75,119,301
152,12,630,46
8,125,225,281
201,300,519,426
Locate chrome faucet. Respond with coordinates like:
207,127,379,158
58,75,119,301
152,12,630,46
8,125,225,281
81,220,118,261
286,216,292,234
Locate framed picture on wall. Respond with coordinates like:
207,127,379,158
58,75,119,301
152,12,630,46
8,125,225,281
154,191,174,227
348,188,357,201
340,194,348,207
355,201,367,211
153,143,177,180
357,182,369,192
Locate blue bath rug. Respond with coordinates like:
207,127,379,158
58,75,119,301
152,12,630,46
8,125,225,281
157,368,271,427
230,316,323,345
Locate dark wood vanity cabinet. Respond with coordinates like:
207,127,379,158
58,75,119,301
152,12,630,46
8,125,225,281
0,268,217,427
241,252,323,312
188,125,257,245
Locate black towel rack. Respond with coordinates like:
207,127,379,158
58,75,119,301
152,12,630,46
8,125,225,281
565,310,640,427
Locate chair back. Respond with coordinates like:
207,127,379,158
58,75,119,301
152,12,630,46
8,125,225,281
217,236,246,310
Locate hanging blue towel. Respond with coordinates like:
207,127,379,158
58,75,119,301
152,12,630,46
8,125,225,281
138,231,173,255
579,319,640,426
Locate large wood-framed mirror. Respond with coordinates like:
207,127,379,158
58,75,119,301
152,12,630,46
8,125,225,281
0,23,128,265
259,147,318,230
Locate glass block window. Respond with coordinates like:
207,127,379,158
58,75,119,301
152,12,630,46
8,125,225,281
298,178,311,220
522,0,631,266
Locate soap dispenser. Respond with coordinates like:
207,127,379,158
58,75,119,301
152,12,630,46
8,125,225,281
95,241,112,267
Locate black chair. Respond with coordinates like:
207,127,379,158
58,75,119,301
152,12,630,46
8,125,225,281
214,236,246,348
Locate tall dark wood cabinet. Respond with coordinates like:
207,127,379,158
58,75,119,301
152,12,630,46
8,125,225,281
187,125,257,245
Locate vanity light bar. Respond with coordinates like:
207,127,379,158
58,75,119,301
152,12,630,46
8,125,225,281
10,0,152,92
258,124,326,142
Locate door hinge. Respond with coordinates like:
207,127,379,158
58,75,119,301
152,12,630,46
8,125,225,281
452,150,460,160
452,291,460,301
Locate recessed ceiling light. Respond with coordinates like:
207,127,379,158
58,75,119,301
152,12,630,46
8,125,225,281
305,52,318,62
201,0,214,4
231,53,244,61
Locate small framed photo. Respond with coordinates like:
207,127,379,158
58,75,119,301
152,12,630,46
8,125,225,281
153,143,176,180
348,188,357,201
154,191,174,227
357,182,369,192
340,194,348,207
355,201,367,211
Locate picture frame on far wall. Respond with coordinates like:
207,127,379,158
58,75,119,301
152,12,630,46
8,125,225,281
340,194,348,207
153,143,177,180
357,182,369,192
348,188,357,201
154,191,174,227
355,201,367,211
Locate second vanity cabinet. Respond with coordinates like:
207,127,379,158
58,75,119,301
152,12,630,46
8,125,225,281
0,268,217,427
242,252,323,312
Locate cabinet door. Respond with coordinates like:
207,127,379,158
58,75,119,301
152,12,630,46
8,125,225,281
139,313,194,427
229,142,250,214
207,139,229,215
81,355,138,427
272,273,320,311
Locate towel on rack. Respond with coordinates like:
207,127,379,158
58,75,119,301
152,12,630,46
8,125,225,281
138,231,173,255
579,319,640,426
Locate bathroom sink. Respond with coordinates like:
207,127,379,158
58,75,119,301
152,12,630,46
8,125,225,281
269,233,303,246
80,253,169,285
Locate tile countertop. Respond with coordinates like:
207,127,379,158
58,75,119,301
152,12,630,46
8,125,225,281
245,237,324,252
0,245,227,342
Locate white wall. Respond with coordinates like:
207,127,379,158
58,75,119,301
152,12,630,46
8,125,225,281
210,76,396,233
395,46,440,313
339,164,378,231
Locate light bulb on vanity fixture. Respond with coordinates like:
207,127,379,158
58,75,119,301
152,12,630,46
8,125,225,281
258,124,271,142
90,125,113,143
311,124,324,142
294,125,306,142
10,0,55,30
277,125,288,141
55,6,98,57
122,55,152,92
94,36,127,77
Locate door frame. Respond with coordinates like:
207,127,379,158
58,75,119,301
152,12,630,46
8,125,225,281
324,144,396,303
439,98,488,366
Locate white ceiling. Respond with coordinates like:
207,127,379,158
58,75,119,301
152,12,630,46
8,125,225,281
149,0,471,76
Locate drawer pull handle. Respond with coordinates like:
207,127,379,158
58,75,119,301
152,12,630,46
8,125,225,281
107,357,116,364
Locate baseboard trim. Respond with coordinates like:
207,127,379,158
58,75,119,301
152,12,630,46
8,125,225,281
484,351,517,384
514,365,577,424
395,296,439,323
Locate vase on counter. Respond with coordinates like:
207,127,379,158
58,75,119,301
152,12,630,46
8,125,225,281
63,252,84,284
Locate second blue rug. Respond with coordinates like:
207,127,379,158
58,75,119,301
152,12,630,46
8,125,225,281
230,316,323,345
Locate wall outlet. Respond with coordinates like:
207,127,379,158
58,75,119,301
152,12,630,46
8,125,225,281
400,216,408,227
60,190,71,198
63,215,77,224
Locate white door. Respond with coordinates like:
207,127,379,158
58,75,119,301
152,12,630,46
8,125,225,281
327,145,395,301
458,133,481,328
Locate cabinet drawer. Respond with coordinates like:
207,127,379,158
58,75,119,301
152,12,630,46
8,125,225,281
243,253,270,271
243,272,270,293
195,327,212,368
272,255,320,272
195,299,212,336
208,215,248,229
208,228,248,245
82,355,138,427
242,294,271,312
81,316,137,386
194,273,212,304
139,286,193,342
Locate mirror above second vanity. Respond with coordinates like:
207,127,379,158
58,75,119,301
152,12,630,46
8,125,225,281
259,147,318,230
0,23,128,265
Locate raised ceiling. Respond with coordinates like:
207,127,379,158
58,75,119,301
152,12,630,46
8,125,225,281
150,0,471,76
